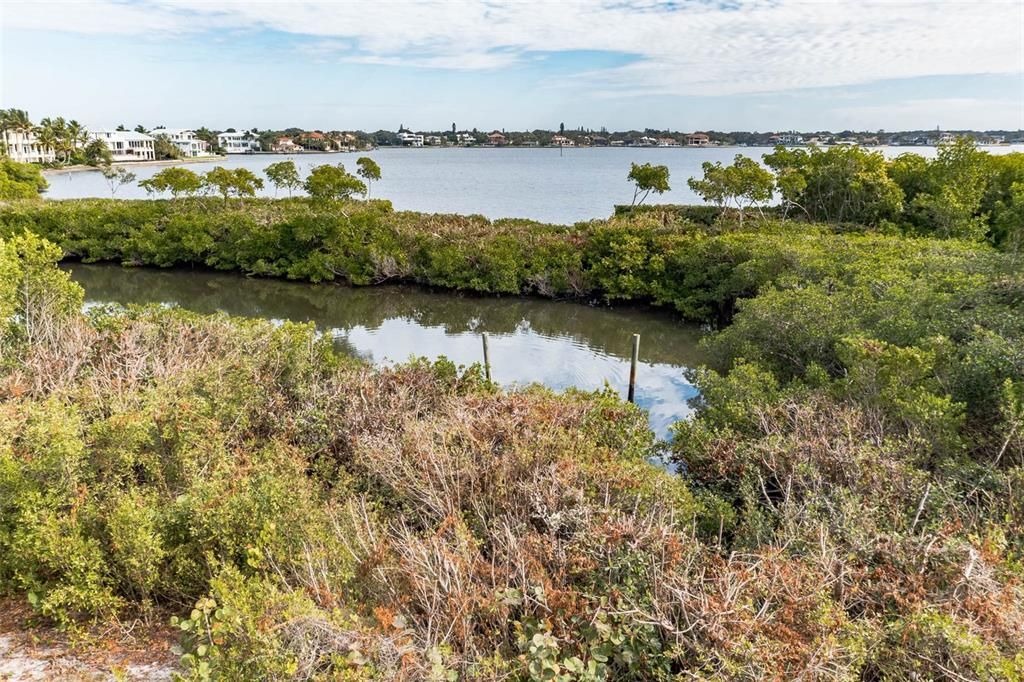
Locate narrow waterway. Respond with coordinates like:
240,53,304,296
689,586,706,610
66,264,707,439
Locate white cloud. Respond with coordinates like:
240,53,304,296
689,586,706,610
4,0,1022,96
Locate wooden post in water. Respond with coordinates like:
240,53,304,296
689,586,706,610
627,333,640,403
482,332,492,382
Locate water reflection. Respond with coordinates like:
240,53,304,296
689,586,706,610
67,264,706,438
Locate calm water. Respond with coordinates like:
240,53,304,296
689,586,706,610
44,145,1024,224
67,264,706,439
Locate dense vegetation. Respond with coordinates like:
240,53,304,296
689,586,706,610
1,144,1023,678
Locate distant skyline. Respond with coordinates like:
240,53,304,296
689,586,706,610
2,0,1023,133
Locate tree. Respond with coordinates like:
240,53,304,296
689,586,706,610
153,135,182,160
355,157,381,198
134,124,148,134
303,164,366,203
687,154,775,224
763,144,902,225
627,162,670,206
560,122,565,134
101,166,136,197
82,138,113,167
906,137,991,240
0,158,47,200
203,167,264,204
264,160,301,197
138,167,203,199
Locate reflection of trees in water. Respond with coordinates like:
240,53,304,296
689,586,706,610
66,264,706,367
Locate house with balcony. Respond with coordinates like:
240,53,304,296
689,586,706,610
550,134,574,147
487,131,508,146
217,131,260,153
657,137,680,147
685,133,710,147
88,130,156,162
397,131,424,147
150,128,212,157
1,129,56,164
272,137,303,153
456,132,476,146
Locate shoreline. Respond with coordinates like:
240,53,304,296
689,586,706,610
42,155,229,175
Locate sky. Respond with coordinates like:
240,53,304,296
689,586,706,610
1,0,1023,133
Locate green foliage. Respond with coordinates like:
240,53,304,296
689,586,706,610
626,162,670,206
355,156,381,198
764,143,903,224
138,167,203,199
82,138,113,167
687,154,774,222
263,160,301,197
101,166,136,197
203,166,264,204
0,158,47,200
304,163,367,202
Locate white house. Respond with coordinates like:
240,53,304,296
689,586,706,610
2,129,56,164
217,131,260,153
456,132,475,146
397,131,424,147
150,128,212,157
88,130,156,162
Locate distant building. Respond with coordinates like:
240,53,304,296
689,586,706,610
425,135,443,146
397,131,424,147
685,133,710,147
633,136,658,146
2,129,55,164
657,137,680,147
271,137,303,153
88,129,156,162
591,136,609,146
150,128,212,157
456,132,475,146
769,132,804,146
487,131,508,146
609,139,625,147
550,134,574,146
217,131,260,153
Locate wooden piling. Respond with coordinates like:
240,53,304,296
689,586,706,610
627,333,640,403
482,332,492,382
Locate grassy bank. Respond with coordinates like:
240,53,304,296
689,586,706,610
1,197,1023,677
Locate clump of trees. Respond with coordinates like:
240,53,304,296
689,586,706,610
687,154,774,223
0,158,47,200
303,163,366,202
139,167,204,198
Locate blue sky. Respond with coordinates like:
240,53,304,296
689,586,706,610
2,0,1022,132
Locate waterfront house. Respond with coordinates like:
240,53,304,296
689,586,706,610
591,136,609,146
271,137,303,153
657,137,680,147
397,131,424,147
88,129,156,162
487,131,508,146
550,134,574,147
456,132,476,146
425,135,443,146
217,131,260,153
609,139,625,147
1,128,56,164
769,132,804,146
150,128,212,157
685,133,710,147
633,136,658,146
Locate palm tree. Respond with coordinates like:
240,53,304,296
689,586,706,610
67,120,88,161
2,109,34,159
